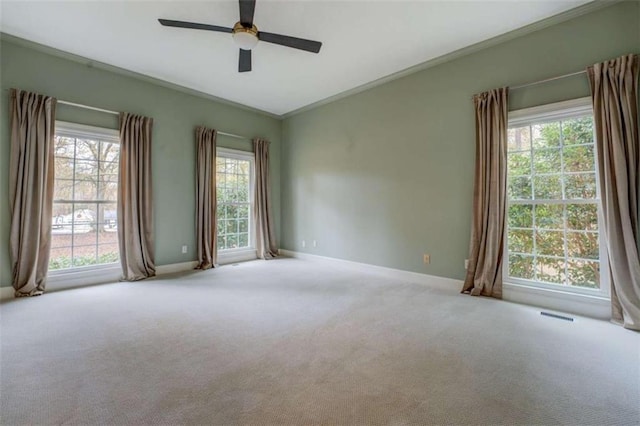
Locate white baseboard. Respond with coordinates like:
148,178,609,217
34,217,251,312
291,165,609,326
279,249,611,321
0,286,14,301
278,249,461,293
155,261,199,275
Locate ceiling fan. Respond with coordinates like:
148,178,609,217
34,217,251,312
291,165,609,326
158,0,322,73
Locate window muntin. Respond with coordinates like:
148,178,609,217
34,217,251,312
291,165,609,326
216,149,254,251
50,122,120,271
505,99,606,294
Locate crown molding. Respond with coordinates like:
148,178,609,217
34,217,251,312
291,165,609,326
0,32,281,120
281,0,621,119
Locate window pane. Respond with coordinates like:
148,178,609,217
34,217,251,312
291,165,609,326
99,141,120,163
533,175,562,199
566,204,598,231
73,229,96,250
98,203,118,232
50,129,119,271
49,246,72,271
72,238,97,267
54,136,75,157
508,229,533,254
533,148,561,174
507,111,600,292
98,181,118,202
52,203,74,233
74,159,98,183
97,244,119,263
226,219,238,234
563,145,594,172
562,117,593,146
536,256,566,284
216,154,252,251
509,254,534,280
508,152,531,176
75,139,99,161
535,230,564,257
567,232,599,260
535,204,564,230
54,179,74,201
532,122,560,148
508,176,532,200
226,234,238,249
237,205,249,220
564,173,597,199
508,126,531,152
54,156,74,180
224,204,237,219
508,204,533,228
567,259,599,288
51,233,72,249
74,180,98,201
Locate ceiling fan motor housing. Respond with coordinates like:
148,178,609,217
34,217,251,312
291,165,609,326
232,22,259,50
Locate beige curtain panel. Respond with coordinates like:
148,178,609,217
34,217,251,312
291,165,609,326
254,138,278,259
118,112,156,281
588,54,640,330
195,126,218,270
462,87,509,298
9,89,57,297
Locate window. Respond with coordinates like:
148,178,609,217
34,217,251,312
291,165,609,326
50,122,120,271
216,148,254,251
505,98,607,296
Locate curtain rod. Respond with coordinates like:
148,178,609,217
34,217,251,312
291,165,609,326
56,99,249,140
509,70,587,90
472,69,587,99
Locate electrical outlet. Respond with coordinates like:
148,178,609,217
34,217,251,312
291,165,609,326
313,240,317,247
465,259,469,269
181,245,188,254
302,240,306,248
423,254,430,264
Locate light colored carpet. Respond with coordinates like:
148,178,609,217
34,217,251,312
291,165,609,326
1,257,638,425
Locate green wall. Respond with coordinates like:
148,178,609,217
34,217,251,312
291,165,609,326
0,39,281,287
281,1,640,280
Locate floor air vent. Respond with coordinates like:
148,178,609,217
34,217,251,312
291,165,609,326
541,311,574,322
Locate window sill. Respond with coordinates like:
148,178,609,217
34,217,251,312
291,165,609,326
47,263,121,291
218,248,257,265
502,281,610,320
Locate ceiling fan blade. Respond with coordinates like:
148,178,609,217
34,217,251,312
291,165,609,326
258,32,322,53
158,19,232,33
239,0,256,27
239,49,252,72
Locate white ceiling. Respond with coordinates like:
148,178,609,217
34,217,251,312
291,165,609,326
1,0,590,116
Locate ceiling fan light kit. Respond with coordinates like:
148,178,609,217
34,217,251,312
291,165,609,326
232,22,259,50
159,0,322,73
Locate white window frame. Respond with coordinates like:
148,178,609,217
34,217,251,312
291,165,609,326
216,147,256,263
48,121,122,283
504,97,610,299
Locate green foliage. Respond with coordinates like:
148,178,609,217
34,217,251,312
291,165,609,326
507,116,600,289
49,252,119,270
